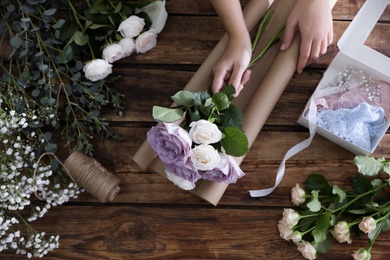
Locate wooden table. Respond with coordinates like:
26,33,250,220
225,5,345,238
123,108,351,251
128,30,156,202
3,0,390,259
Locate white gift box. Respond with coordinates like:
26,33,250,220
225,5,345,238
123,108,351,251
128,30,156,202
297,0,390,155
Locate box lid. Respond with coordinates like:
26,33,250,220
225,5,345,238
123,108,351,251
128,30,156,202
338,0,390,78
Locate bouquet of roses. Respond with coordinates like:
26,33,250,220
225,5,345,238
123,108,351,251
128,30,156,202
278,155,390,260
147,84,249,190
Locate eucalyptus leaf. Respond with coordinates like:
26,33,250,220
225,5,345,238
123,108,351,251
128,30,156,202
73,31,89,46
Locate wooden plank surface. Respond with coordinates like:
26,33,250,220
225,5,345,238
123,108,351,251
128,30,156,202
2,0,390,259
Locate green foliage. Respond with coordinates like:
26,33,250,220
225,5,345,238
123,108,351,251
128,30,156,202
152,85,249,157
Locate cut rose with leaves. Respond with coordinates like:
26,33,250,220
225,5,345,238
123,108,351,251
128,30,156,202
200,153,244,183
135,28,158,53
83,59,112,82
351,248,371,260
147,123,192,165
277,220,293,240
102,43,125,63
291,183,306,206
117,15,145,38
282,208,300,228
189,119,222,145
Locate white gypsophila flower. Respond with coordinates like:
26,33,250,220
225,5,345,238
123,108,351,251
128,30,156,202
83,59,113,82
102,43,125,63
135,28,158,53
135,0,168,33
118,37,136,57
117,15,145,38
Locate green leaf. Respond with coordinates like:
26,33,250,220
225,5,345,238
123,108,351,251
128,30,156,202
352,174,373,194
43,8,57,16
152,106,184,122
219,84,236,99
73,31,89,46
332,185,346,203
354,155,385,176
114,2,123,13
220,126,248,156
171,90,196,107
306,190,321,212
58,44,73,64
368,220,383,241
347,209,367,215
212,92,230,111
10,34,22,48
312,227,327,244
315,234,333,255
220,105,244,129
304,174,333,195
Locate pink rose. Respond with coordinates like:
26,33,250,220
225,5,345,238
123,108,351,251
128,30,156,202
277,220,293,240
291,183,306,206
330,221,352,244
135,28,158,53
282,208,300,228
358,217,376,234
351,248,371,260
297,241,317,260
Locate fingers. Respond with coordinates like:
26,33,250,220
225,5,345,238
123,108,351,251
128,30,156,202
280,21,297,51
211,66,229,94
228,63,248,94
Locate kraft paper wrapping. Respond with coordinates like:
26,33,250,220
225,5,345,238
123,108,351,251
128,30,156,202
133,0,337,205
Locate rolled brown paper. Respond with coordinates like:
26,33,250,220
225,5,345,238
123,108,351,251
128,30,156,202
64,151,121,203
133,0,338,205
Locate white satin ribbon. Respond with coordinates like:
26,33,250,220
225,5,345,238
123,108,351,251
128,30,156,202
249,97,318,197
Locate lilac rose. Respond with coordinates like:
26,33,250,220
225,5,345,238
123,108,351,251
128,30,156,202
200,153,245,183
147,123,192,164
165,159,201,183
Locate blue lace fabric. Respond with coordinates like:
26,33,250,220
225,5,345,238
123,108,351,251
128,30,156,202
316,102,386,151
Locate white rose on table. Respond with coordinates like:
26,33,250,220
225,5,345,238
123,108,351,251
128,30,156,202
117,15,145,38
118,37,136,57
297,241,317,260
135,28,158,53
189,119,222,145
136,0,168,33
190,144,220,171
83,59,112,82
102,43,125,63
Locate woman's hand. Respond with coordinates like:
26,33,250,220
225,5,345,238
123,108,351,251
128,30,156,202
280,0,334,73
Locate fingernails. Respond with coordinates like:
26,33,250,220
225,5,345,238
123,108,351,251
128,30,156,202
280,43,286,51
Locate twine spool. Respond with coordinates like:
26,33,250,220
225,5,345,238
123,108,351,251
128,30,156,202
63,151,120,203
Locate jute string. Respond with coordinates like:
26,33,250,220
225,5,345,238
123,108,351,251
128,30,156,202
34,151,120,203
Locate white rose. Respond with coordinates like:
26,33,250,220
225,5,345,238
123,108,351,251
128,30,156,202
291,183,306,206
190,144,220,171
83,59,112,82
117,15,145,38
358,217,376,234
297,241,317,260
136,0,168,33
166,170,195,190
135,28,158,53
102,43,125,63
189,119,222,145
118,37,136,57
